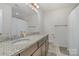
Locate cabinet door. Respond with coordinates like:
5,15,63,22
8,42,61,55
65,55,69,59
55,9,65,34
32,48,41,56
45,39,49,55
38,35,48,47
41,42,46,56
20,43,38,56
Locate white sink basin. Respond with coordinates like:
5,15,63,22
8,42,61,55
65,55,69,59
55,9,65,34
12,39,30,45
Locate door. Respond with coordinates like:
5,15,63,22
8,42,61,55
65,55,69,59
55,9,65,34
54,25,68,47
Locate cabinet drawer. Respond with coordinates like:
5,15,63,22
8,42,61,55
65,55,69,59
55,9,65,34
20,43,38,56
38,36,48,47
45,39,49,55
46,38,49,46
32,48,41,56
41,42,46,56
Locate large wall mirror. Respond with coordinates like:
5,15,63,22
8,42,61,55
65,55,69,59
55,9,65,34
11,3,41,38
11,3,29,38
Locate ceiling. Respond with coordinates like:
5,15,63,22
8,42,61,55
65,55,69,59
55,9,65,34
39,3,79,13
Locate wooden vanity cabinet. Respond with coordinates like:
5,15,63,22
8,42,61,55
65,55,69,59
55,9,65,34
41,35,49,56
41,42,46,56
45,38,49,55
18,35,49,56
20,43,38,56
32,48,41,56
15,54,20,56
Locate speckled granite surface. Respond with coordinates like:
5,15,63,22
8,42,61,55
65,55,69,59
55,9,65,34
0,34,48,56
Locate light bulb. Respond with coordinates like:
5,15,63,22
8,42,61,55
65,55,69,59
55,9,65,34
34,3,37,5
36,5,39,8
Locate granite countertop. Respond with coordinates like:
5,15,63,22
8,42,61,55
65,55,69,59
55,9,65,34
0,34,48,56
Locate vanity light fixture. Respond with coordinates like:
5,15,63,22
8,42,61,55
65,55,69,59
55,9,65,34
34,3,37,5
31,3,39,9
36,5,39,8
31,6,38,12
27,3,39,12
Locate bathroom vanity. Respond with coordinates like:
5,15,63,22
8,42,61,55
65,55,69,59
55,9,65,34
19,36,48,56
0,34,49,56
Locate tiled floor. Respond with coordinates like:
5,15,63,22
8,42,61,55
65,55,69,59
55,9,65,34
47,43,69,56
